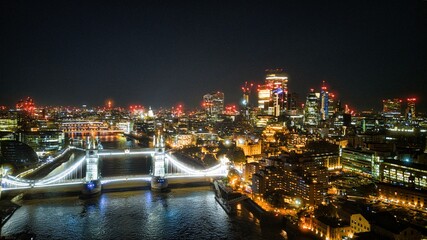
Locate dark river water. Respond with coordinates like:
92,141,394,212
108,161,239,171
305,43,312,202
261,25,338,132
1,136,285,239
1,188,285,239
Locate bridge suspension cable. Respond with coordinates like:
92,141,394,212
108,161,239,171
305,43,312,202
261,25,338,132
36,156,86,185
164,154,228,176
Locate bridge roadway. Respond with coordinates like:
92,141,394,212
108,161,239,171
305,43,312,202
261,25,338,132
1,174,217,198
97,148,155,156
1,146,228,198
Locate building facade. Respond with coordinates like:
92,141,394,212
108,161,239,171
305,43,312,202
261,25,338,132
203,91,224,116
304,89,319,127
257,69,288,116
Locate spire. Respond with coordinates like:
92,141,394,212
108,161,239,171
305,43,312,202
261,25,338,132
154,129,165,148
86,135,98,150
92,137,98,150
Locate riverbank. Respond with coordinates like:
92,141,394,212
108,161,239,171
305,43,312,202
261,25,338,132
0,200,20,228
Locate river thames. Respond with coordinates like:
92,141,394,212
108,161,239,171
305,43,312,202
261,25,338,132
2,187,285,239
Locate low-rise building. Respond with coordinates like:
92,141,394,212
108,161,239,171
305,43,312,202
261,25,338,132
377,182,427,209
311,216,352,240
236,138,261,157
350,213,371,234
380,159,427,190
341,148,375,176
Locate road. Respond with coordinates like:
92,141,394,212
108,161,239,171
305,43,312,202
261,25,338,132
23,149,85,180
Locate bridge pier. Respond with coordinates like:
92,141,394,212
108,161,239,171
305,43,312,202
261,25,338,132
81,136,102,197
150,129,168,191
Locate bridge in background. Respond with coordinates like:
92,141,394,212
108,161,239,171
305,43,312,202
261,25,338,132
0,132,229,198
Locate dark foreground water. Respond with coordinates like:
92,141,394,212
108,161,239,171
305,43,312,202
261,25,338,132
1,187,285,239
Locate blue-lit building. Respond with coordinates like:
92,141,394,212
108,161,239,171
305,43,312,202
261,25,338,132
320,84,329,121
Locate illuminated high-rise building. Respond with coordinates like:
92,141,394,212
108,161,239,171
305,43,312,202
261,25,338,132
334,99,342,113
203,91,224,116
319,81,329,121
257,85,271,114
328,92,335,118
265,69,288,116
406,98,416,120
257,69,288,116
382,98,402,116
304,89,319,126
287,92,299,111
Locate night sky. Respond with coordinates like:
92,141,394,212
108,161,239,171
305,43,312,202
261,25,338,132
1,0,426,111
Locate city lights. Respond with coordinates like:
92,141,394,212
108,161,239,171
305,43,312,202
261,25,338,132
0,1,425,238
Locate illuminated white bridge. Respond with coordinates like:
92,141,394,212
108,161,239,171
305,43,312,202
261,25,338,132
0,135,229,196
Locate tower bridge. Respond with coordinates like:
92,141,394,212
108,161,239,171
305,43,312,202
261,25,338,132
0,132,229,198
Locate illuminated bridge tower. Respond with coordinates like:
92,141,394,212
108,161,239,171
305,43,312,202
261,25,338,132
82,136,102,197
151,129,168,191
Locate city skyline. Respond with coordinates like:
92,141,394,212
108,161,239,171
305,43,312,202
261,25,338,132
1,1,426,111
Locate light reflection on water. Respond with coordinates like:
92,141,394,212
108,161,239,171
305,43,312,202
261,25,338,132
71,134,140,150
1,187,284,239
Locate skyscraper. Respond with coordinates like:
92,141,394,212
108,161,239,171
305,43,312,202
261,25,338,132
328,92,335,118
265,69,288,116
203,91,224,116
319,81,329,121
257,69,288,116
287,92,299,111
257,85,271,114
406,98,416,120
304,89,319,127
